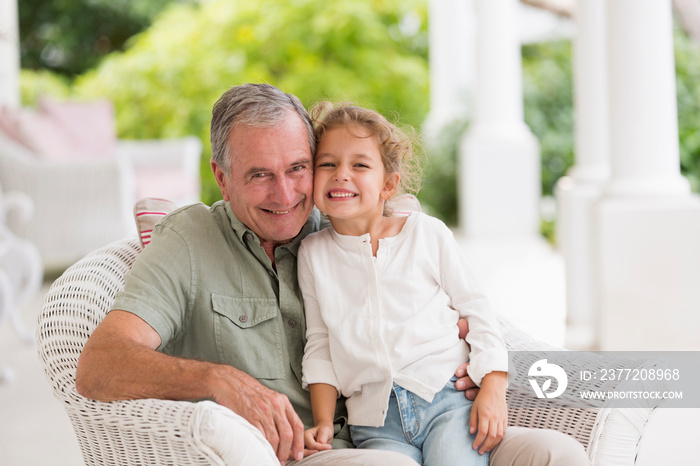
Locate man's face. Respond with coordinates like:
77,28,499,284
212,114,314,247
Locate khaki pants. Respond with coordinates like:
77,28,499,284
289,426,591,466
491,427,592,466
289,448,420,465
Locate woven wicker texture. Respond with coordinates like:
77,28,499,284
37,238,652,465
36,238,282,465
499,314,661,465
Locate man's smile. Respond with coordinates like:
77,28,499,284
261,205,296,215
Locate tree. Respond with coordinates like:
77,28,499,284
70,0,430,204
18,0,190,77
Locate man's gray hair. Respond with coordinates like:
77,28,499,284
210,83,315,174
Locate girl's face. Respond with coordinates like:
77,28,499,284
313,125,398,225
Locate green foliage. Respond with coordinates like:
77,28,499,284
522,40,574,197
21,1,700,225
68,0,429,205
675,26,700,193
19,69,71,106
416,119,468,225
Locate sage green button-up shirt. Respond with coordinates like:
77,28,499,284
112,201,349,445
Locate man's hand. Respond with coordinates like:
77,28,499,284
455,318,480,400
454,363,480,401
211,366,305,465
469,371,508,455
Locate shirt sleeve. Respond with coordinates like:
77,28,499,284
297,240,341,393
435,222,509,386
111,221,192,351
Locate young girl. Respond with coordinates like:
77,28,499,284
298,102,508,465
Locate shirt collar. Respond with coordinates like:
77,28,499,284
222,201,322,257
328,211,416,249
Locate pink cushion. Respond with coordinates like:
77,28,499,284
38,97,117,160
133,198,177,247
0,106,77,161
0,99,117,162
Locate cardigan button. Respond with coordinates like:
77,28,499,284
288,319,297,328
239,315,248,323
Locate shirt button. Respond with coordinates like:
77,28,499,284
288,319,297,328
239,315,248,323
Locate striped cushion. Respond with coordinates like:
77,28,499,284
133,198,177,247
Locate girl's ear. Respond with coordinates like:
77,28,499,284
381,172,400,200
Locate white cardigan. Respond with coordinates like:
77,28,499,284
298,212,508,427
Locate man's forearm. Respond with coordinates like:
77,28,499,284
76,311,228,403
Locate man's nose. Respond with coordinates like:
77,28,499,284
272,175,296,205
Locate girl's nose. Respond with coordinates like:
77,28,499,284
333,167,349,181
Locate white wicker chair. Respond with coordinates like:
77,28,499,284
36,237,656,465
36,238,280,465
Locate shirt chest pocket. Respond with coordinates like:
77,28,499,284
211,294,285,380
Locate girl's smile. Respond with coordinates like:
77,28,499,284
326,188,359,199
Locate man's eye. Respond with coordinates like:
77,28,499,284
289,165,308,178
250,173,270,183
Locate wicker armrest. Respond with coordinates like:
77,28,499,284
498,313,657,465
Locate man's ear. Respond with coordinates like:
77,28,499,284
211,159,230,202
381,172,400,200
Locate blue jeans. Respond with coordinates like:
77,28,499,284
350,377,490,466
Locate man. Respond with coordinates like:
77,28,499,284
76,83,590,465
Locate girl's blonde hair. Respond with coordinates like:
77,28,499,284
309,101,423,201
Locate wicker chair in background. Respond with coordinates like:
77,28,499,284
0,131,201,272
36,237,655,465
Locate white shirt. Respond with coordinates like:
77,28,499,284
298,212,508,427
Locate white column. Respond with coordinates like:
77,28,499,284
424,0,476,142
555,0,609,349
605,1,690,198
596,0,700,350
458,0,540,239
0,0,21,108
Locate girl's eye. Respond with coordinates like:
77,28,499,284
355,164,369,169
317,162,335,168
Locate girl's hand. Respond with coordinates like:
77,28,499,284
469,371,508,455
303,422,335,453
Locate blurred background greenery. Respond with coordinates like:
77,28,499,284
17,0,700,230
